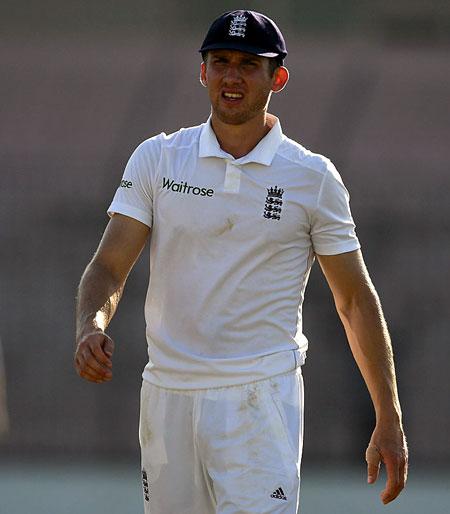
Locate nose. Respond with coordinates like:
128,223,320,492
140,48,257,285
223,63,242,84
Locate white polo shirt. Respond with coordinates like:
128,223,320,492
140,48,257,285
108,117,360,389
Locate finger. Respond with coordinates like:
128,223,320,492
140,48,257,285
365,446,381,484
81,333,113,366
381,454,402,504
83,347,113,378
76,355,111,383
78,368,105,384
75,354,101,380
398,454,407,491
102,336,114,359
91,339,113,368
75,337,111,372
81,359,113,381
76,349,112,381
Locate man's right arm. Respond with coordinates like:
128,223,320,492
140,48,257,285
75,213,150,383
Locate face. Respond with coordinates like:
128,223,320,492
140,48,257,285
200,49,288,126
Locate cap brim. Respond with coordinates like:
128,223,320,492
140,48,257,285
198,42,282,59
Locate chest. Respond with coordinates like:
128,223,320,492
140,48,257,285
153,158,312,246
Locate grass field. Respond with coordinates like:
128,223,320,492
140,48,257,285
0,459,448,514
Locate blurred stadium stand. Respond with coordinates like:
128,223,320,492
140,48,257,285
375,0,450,42
0,339,9,438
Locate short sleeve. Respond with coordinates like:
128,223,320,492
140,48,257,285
107,136,162,228
310,162,361,255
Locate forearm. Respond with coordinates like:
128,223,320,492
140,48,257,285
318,250,407,501
337,287,402,424
75,259,124,342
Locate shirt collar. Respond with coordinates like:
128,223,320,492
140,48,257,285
198,115,284,166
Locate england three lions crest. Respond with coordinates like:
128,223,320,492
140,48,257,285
263,186,284,221
229,14,247,37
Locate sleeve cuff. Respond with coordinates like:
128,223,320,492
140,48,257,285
313,239,361,256
107,202,152,228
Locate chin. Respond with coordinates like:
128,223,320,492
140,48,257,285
214,108,257,126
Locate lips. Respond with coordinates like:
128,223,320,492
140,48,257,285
223,92,243,99
221,89,244,102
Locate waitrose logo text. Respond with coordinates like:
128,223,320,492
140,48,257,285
162,177,214,197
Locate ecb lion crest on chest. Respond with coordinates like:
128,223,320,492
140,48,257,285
263,186,284,221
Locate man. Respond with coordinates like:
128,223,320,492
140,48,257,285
75,10,407,514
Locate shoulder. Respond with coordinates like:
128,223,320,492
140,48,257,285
124,125,204,181
277,136,339,181
140,124,203,153
131,124,203,159
278,136,335,175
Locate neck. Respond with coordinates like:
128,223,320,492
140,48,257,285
210,111,277,159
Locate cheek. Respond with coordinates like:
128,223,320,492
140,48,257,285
247,80,272,99
206,75,223,98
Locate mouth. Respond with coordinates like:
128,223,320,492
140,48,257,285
222,91,244,102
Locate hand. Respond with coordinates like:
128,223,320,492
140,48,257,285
366,423,408,504
74,331,114,383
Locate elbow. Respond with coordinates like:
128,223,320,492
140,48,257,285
82,258,124,294
335,284,381,324
336,294,357,324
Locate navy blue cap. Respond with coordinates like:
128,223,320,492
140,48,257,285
199,10,287,61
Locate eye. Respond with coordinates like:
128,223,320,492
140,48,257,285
212,57,227,65
242,60,259,68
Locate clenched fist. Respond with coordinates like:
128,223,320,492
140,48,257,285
75,332,114,383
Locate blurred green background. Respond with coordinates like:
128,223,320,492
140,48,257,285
1,1,449,512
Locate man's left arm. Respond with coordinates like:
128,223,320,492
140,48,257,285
317,249,408,505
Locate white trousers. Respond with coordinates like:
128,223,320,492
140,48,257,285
139,369,304,514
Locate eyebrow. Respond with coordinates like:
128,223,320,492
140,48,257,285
210,54,260,64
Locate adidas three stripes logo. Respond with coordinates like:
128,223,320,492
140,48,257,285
270,487,287,501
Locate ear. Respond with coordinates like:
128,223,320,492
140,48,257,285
271,66,289,93
200,62,207,87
